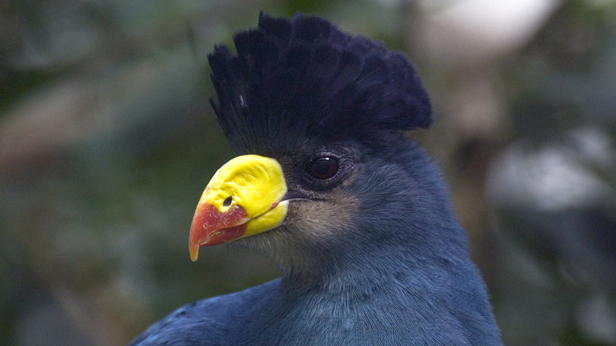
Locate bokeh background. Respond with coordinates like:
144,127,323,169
1,0,615,345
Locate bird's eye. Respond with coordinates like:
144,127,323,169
307,157,339,180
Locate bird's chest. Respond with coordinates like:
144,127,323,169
234,290,434,346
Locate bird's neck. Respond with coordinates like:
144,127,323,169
278,229,461,294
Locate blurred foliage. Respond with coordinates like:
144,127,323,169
1,0,615,345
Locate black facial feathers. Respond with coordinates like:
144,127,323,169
208,13,432,154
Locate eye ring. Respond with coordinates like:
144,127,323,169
307,157,339,180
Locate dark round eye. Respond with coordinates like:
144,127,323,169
307,157,339,180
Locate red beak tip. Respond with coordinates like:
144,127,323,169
188,203,249,261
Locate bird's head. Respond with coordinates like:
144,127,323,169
190,13,444,278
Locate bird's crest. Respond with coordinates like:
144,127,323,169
208,13,432,154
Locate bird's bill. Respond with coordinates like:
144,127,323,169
188,155,288,261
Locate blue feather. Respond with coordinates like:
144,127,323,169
209,12,432,155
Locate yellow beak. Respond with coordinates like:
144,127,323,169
188,155,288,261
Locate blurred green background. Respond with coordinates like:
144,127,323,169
1,0,616,345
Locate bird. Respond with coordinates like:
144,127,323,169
129,12,502,346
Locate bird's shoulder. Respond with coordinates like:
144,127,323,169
128,279,281,346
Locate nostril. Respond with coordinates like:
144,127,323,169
223,196,233,207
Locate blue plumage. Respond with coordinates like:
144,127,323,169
130,13,502,346
209,13,432,155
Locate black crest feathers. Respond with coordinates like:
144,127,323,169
208,13,432,154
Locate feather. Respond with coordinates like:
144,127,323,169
208,12,432,154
